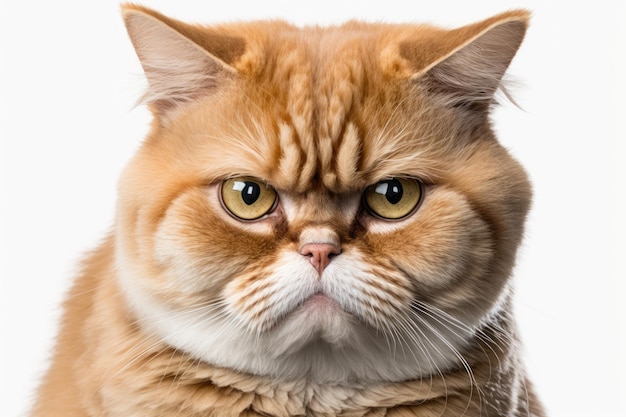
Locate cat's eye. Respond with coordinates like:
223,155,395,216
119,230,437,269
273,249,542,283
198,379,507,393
363,178,423,220
220,177,277,221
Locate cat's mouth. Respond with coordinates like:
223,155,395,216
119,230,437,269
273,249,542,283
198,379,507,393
283,291,346,321
293,291,368,325
301,292,339,310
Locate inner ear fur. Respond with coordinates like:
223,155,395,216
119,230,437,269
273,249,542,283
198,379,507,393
400,10,530,111
121,4,246,115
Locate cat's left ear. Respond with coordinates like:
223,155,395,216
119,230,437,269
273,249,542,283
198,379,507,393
400,10,530,110
121,4,245,116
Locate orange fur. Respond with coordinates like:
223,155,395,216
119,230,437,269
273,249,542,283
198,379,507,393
30,5,544,416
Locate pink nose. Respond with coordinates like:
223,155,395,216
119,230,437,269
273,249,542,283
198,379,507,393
299,243,341,275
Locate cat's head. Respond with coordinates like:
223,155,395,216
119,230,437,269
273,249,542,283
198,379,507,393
116,5,531,382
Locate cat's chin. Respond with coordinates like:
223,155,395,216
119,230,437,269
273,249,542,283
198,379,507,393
269,293,359,356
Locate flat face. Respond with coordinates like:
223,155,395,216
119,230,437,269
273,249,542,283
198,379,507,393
117,14,531,383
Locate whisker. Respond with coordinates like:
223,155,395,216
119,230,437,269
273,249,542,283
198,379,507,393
413,300,510,380
409,306,485,416
394,310,448,406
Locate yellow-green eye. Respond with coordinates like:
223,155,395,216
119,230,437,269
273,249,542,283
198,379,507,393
220,177,277,221
364,178,423,220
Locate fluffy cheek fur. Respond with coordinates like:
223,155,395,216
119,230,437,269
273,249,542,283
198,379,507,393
365,187,495,318
122,187,277,304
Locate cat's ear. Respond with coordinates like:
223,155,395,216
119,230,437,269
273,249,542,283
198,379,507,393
401,10,529,111
121,4,245,116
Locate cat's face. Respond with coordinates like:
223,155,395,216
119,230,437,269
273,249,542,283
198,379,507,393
116,6,531,382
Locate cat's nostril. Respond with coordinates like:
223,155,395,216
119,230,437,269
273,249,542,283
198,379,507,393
298,243,341,275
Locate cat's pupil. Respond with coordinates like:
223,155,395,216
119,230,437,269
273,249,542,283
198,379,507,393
377,179,403,205
241,182,261,205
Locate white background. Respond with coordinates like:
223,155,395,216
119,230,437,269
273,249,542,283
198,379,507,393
1,1,624,416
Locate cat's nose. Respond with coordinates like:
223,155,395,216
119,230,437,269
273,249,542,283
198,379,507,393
299,243,341,275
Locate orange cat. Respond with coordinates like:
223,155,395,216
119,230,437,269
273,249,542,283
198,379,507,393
30,4,545,416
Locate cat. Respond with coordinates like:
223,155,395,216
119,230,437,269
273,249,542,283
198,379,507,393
30,4,545,417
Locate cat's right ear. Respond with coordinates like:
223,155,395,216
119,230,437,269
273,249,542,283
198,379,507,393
121,4,244,116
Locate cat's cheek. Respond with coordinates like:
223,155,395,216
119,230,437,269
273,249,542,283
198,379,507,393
362,188,493,290
147,187,280,295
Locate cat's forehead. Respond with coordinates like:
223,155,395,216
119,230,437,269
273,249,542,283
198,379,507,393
225,24,439,193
